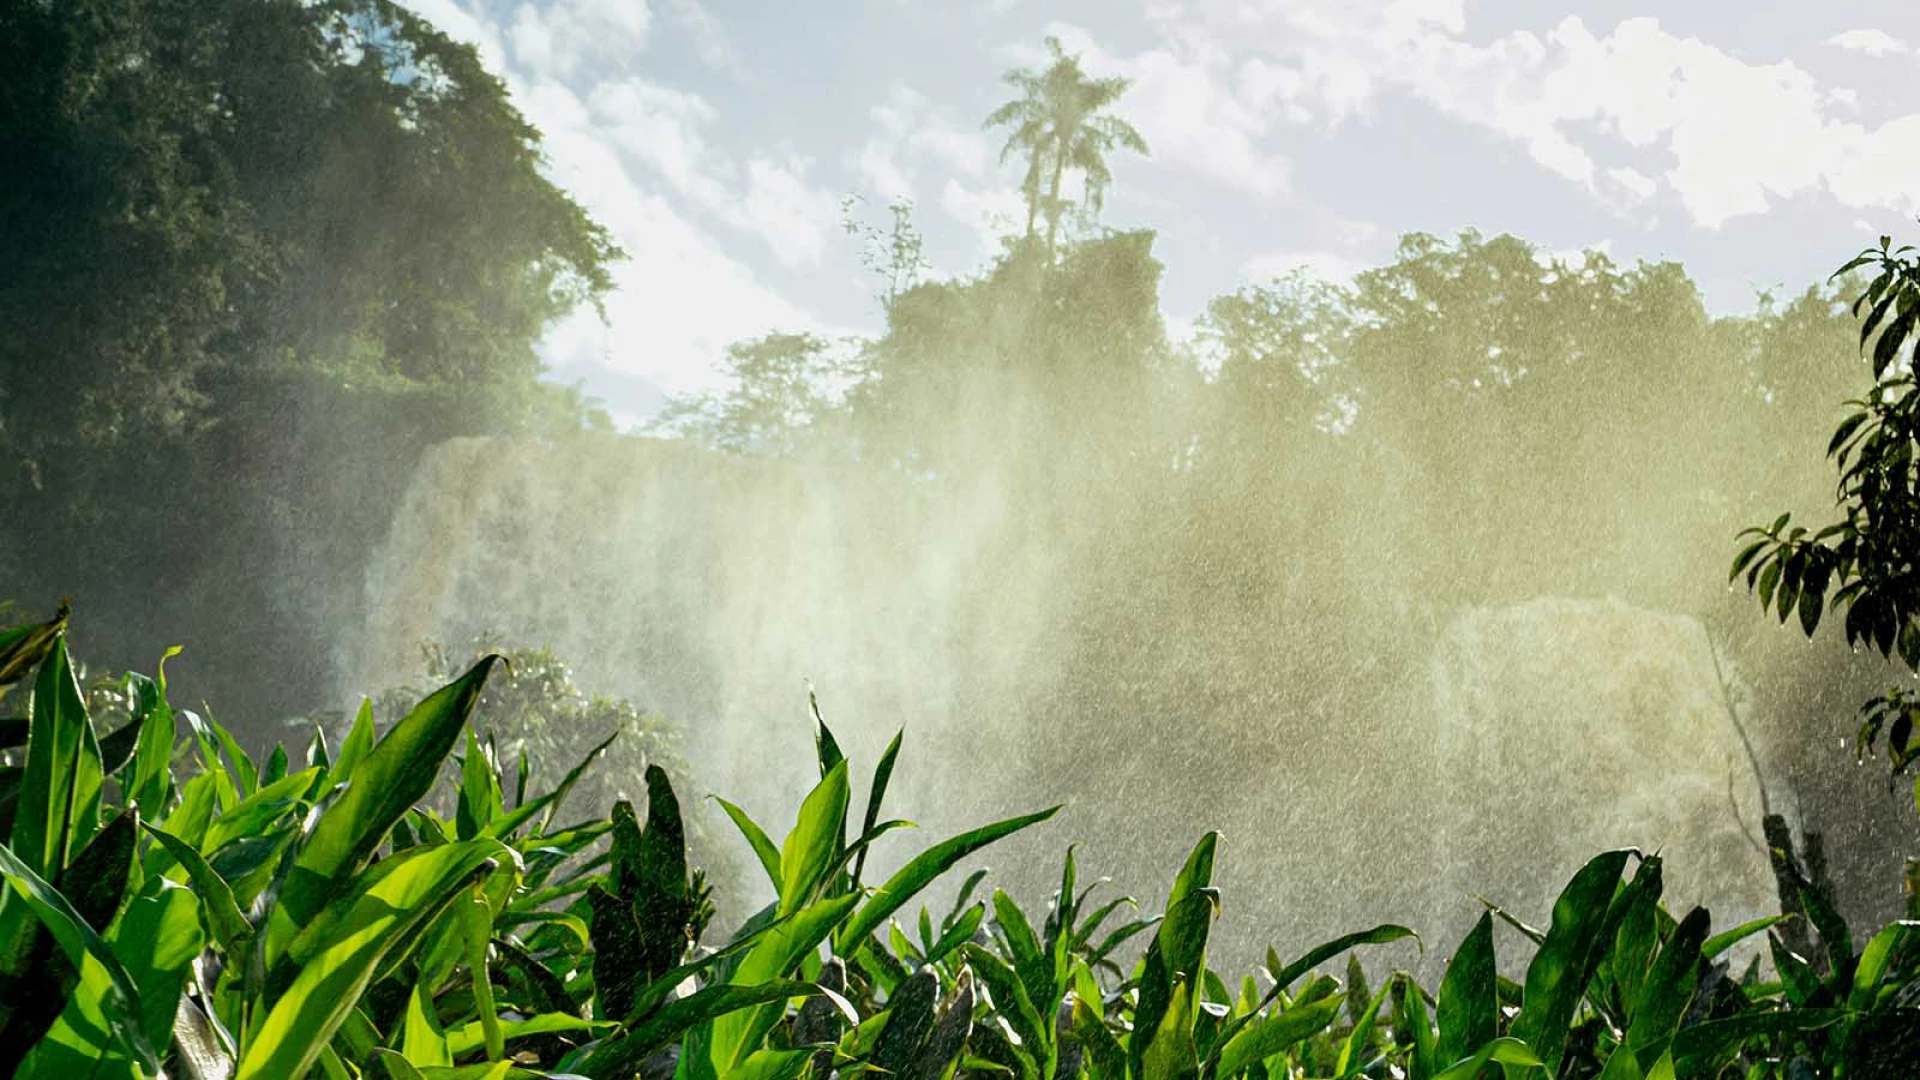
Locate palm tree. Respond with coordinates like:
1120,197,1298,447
985,36,1148,258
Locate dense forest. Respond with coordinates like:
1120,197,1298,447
4,1,1920,1077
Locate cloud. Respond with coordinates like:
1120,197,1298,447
1152,3,1920,227
851,85,994,202
742,156,842,268
506,0,653,81
397,0,834,400
939,179,1028,262
1037,23,1292,197
587,78,839,267
1828,29,1912,57
657,0,740,72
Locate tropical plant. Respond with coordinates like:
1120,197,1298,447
5,603,1920,1078
1732,236,1920,804
985,36,1148,258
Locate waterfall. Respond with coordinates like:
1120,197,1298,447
357,434,1785,954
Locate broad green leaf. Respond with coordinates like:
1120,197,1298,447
1848,920,1915,1010
238,839,510,1080
201,767,322,853
1435,911,1495,1066
142,824,252,953
835,804,1059,951
576,978,822,1078
714,796,782,891
1214,991,1341,1077
1431,1037,1541,1080
779,760,849,915
12,635,103,879
0,839,157,1071
1701,913,1789,958
1623,906,1710,1063
1510,849,1633,1076
265,656,499,964
712,893,860,1074
400,980,453,1067
330,700,377,786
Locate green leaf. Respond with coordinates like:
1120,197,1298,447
508,729,616,838
834,804,1059,952
12,635,103,880
1266,924,1420,999
1728,539,1769,584
147,824,252,951
265,656,499,965
1431,1037,1541,1080
1334,980,1391,1078
1702,913,1789,958
0,838,157,1071
456,730,503,840
779,760,849,915
578,978,823,1078
714,796,782,892
443,1012,612,1058
1434,911,1495,1067
853,728,904,888
1214,994,1340,1077
925,901,985,966
1848,920,1915,1010
123,653,180,816
330,699,377,786
118,882,205,1055
1622,906,1710,1065
1669,1009,1848,1074
963,943,1048,1062
238,839,510,1080
1510,849,1634,1076
0,605,68,694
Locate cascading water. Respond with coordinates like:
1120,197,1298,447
356,434,1786,955
355,434,1058,848
1423,597,1777,938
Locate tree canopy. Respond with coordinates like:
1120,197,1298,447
0,0,618,481
984,36,1148,259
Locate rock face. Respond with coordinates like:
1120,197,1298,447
1426,596,1778,930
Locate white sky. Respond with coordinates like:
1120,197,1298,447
400,0,1920,427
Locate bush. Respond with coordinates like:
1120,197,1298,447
0,605,1917,1078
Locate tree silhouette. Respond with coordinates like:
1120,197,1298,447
985,36,1147,258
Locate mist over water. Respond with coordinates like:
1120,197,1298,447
351,374,1861,969
332,230,1920,974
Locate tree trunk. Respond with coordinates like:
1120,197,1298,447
1042,134,1069,259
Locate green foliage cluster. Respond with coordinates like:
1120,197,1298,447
1,0,621,718
2,608,1918,1078
1735,238,1920,806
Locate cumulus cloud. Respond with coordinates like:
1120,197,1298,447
1828,29,1912,57
940,178,1028,262
398,0,834,404
1037,22,1292,197
1147,2,1920,227
506,0,652,81
851,85,994,202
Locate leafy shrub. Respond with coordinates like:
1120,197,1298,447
1,604,1917,1079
